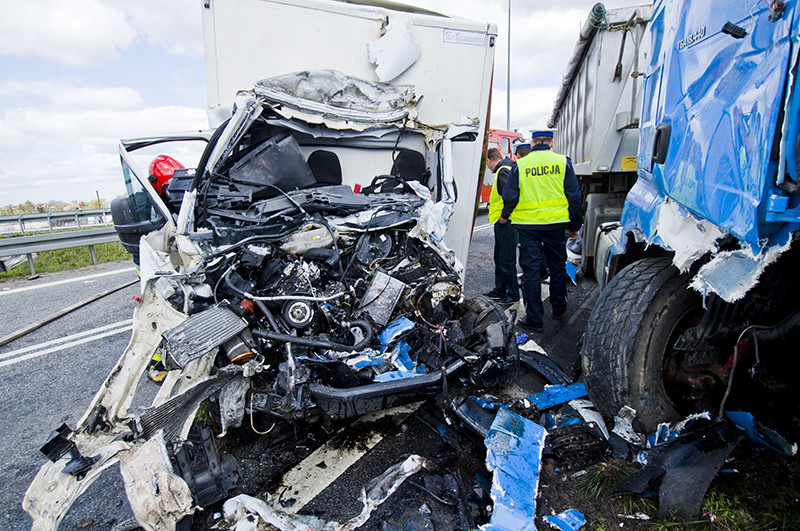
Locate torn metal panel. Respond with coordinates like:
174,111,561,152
568,399,609,439
138,365,245,443
654,200,726,272
368,16,422,82
24,440,130,531
611,405,644,446
379,316,415,345
451,396,497,439
22,291,195,528
689,241,791,303
39,424,99,478
254,70,414,124
78,288,186,428
118,432,195,530
482,407,547,531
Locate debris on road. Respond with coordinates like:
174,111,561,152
542,508,586,530
483,407,547,531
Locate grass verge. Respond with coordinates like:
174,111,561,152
0,240,130,281
571,447,800,530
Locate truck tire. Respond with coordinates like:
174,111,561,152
581,257,703,432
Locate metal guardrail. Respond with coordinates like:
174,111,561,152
0,209,112,234
0,226,120,277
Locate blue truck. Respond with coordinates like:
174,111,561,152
574,0,800,432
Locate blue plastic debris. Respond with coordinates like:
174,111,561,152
390,341,424,373
726,411,798,455
647,422,679,448
516,333,529,344
542,509,586,530
482,407,547,531
541,412,582,430
474,397,505,410
379,316,415,345
565,260,579,286
528,383,587,410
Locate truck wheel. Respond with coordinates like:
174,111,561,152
581,257,703,432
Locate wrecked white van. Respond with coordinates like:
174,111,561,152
24,1,505,529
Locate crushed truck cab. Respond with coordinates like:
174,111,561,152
24,1,503,529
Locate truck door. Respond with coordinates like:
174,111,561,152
635,0,798,248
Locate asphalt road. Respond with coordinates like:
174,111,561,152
0,209,599,530
0,262,141,529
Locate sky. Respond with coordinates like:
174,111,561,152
0,0,639,206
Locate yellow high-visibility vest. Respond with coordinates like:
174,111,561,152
488,164,512,223
511,150,569,225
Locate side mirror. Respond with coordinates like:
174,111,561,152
111,196,165,264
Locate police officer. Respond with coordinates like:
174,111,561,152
514,143,531,159
484,147,519,303
499,131,582,333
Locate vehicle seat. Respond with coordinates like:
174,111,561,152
362,149,431,194
391,149,429,183
307,150,343,186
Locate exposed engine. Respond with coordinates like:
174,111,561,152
147,185,517,431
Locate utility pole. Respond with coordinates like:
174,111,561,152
507,0,511,130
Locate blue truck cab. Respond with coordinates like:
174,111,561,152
582,0,800,433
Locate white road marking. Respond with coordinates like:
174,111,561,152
473,223,492,233
0,267,137,296
0,319,132,361
274,402,422,514
0,321,132,369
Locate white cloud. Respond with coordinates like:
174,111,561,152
0,0,203,68
0,96,207,204
123,0,203,57
0,0,137,67
0,81,144,111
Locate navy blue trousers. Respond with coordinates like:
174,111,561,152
516,225,568,327
493,222,520,300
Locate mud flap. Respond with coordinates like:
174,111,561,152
615,421,743,518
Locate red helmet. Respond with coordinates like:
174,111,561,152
148,155,184,195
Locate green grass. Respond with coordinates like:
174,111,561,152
0,240,131,281
575,456,800,531
576,461,639,501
